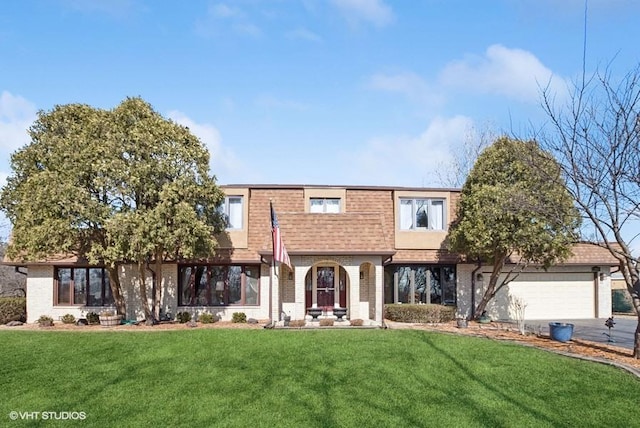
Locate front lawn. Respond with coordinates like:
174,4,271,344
1,329,639,427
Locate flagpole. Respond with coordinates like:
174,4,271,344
269,200,276,325
268,199,291,326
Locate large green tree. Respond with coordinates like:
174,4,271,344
448,137,580,320
0,98,225,322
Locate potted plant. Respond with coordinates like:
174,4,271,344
99,310,122,327
307,307,322,320
333,307,347,321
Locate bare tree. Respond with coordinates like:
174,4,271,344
538,63,640,358
436,124,496,188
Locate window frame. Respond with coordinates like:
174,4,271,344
309,197,341,213
178,264,260,307
219,196,244,230
54,266,113,307
384,264,456,305
399,198,446,231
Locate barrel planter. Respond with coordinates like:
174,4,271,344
549,322,574,342
99,314,122,327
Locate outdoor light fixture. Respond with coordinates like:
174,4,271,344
288,271,293,280
476,273,484,282
360,271,364,280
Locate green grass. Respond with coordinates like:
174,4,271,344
1,329,639,427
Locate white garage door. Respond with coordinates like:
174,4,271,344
491,272,596,319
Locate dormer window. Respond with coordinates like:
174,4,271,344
219,196,243,229
310,198,340,213
399,198,445,230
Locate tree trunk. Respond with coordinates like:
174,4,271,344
137,261,155,326
106,266,126,317
153,248,163,321
619,262,640,359
473,255,507,319
630,280,640,359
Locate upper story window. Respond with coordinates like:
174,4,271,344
219,196,243,229
310,198,340,213
399,198,445,230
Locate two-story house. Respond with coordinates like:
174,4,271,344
16,184,618,324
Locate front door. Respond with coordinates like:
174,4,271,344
317,267,335,309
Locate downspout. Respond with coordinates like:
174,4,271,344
470,259,482,321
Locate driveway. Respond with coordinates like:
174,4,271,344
527,315,636,350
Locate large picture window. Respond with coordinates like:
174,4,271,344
55,267,112,306
219,196,243,229
399,198,445,230
384,265,456,305
179,264,259,306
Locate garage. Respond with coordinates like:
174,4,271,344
486,271,603,320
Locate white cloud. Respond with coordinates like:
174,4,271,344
0,91,37,153
341,115,473,186
210,3,238,19
167,111,255,184
440,44,565,103
196,2,262,38
331,0,394,28
368,71,443,106
285,27,323,43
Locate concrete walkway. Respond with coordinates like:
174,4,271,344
527,316,637,350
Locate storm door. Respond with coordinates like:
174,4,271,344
316,267,335,308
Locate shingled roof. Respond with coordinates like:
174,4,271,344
562,243,621,265
261,212,394,255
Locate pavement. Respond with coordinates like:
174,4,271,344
527,315,637,350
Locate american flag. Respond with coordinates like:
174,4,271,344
270,202,292,268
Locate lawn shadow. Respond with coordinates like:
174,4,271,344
412,330,561,426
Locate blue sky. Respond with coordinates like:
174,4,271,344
1,0,639,191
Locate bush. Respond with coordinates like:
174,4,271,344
176,311,192,323
319,318,334,327
198,313,217,324
38,315,54,327
232,312,247,323
60,314,76,324
86,312,100,325
0,297,26,324
289,319,306,328
612,289,633,313
349,319,364,326
384,304,456,323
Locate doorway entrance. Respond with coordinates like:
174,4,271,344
305,264,348,311
316,266,335,309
